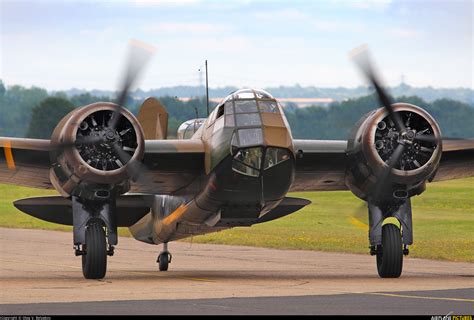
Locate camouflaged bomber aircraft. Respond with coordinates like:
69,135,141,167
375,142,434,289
1,42,473,280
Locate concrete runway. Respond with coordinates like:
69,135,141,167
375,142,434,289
0,228,473,315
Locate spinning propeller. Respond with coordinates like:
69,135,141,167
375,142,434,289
350,45,442,205
52,39,156,187
348,45,444,229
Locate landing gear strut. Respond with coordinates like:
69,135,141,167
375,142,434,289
157,242,172,271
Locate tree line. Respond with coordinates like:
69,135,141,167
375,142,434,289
55,83,474,105
0,80,473,140
285,94,474,139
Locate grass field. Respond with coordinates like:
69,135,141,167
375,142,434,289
0,178,473,262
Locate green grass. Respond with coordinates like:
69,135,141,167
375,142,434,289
192,178,474,262
0,178,473,262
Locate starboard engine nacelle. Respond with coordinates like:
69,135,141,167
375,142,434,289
49,102,145,199
345,103,442,202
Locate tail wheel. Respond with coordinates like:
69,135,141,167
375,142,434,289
377,223,403,278
158,252,170,272
82,223,107,279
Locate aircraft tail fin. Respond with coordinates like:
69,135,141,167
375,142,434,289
137,97,168,140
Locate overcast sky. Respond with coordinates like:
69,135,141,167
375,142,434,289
1,0,472,91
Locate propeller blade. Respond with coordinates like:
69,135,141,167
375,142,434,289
112,144,155,190
51,135,104,151
108,39,156,130
350,45,406,133
350,202,369,231
371,142,406,202
350,143,407,231
413,134,439,143
414,134,465,144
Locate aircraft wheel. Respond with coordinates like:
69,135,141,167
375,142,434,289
82,223,107,279
158,252,170,272
376,223,403,278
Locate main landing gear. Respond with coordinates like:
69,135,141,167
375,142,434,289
76,222,114,279
157,242,172,271
368,199,413,278
72,196,117,280
373,224,403,278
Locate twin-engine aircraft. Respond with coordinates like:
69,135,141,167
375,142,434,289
1,43,473,279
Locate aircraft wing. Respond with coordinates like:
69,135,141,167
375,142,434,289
0,138,53,189
291,138,474,192
0,137,205,193
135,139,204,193
291,140,349,192
430,139,474,182
2,137,473,193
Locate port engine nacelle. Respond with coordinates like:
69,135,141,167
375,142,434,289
49,102,145,199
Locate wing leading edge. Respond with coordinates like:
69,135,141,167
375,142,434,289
431,139,474,182
1,137,473,193
0,138,52,189
0,137,205,193
291,138,474,192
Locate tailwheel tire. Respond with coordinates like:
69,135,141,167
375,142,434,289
82,223,107,279
158,252,170,272
377,223,403,278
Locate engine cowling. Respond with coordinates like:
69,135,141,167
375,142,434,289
49,102,145,199
346,103,442,201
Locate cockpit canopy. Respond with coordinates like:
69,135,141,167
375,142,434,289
217,88,281,118
179,89,285,144
226,88,281,144
231,88,273,99
223,88,280,114
178,89,281,140
204,88,283,144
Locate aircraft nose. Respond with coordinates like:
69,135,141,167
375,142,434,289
231,147,293,179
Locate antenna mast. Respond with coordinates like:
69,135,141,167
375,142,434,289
205,60,209,116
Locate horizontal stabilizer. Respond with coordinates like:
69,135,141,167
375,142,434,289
14,195,154,227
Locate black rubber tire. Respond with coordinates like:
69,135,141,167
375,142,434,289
158,252,169,272
377,223,403,278
82,223,107,279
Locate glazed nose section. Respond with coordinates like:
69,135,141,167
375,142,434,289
221,88,296,200
231,147,292,178
261,148,295,201
231,147,295,201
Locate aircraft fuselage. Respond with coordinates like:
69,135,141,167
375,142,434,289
130,89,296,244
